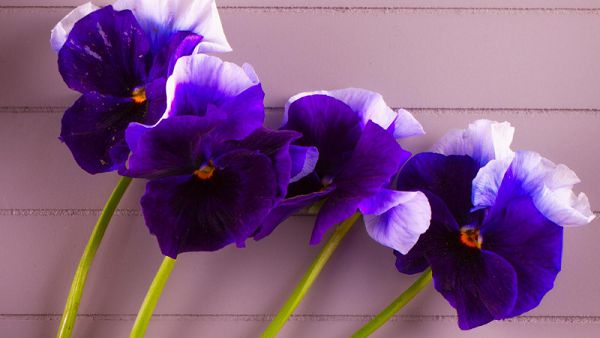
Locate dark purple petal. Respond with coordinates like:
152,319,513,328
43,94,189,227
397,153,479,224
143,77,167,125
122,116,217,179
395,192,460,274
429,248,518,330
60,92,144,174
310,122,407,244
148,31,203,80
58,6,149,97
141,150,277,258
204,84,266,141
482,196,563,317
232,128,301,199
253,187,334,241
283,94,363,179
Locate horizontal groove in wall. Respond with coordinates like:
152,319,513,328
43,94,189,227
3,6,600,15
0,208,319,217
2,106,600,115
2,313,600,324
0,209,598,217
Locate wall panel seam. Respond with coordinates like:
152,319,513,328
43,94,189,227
1,313,600,323
2,107,600,115
4,6,600,15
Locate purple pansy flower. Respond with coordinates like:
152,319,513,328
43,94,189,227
122,54,298,258
394,120,595,329
51,0,231,174
254,89,432,254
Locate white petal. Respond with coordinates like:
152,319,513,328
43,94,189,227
392,108,425,139
113,0,232,53
432,119,515,167
474,151,595,227
360,190,431,254
164,54,259,119
283,88,408,137
50,2,100,52
472,158,511,209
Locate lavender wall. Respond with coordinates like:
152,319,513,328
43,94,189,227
0,1,599,337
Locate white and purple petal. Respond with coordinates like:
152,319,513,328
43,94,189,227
360,189,431,254
311,122,408,244
58,6,150,96
113,0,232,53
473,151,595,227
289,145,319,183
431,119,515,167
50,2,100,52
164,54,261,120
283,88,424,139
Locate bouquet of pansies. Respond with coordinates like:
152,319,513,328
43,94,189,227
50,1,595,337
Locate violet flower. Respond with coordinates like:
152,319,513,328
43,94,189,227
51,0,230,174
394,120,595,329
122,54,298,257
254,89,431,254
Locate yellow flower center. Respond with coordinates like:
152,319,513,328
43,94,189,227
131,87,147,104
459,227,482,249
194,162,215,180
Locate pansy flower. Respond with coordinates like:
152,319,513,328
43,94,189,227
393,120,595,329
254,89,431,254
51,0,231,174
122,54,299,257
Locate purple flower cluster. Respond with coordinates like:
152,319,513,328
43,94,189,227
52,0,595,332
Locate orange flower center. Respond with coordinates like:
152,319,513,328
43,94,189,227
460,227,482,249
131,87,147,104
194,162,216,180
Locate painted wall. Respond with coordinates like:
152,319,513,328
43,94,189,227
0,1,599,337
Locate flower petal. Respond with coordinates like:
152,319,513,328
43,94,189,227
394,192,459,274
253,187,334,241
141,150,277,257
430,249,518,330
311,122,407,244
476,151,595,227
289,145,319,183
148,31,203,80
58,6,150,96
431,119,515,167
164,54,261,120
282,94,363,179
60,92,142,174
50,2,100,52
283,88,424,140
389,108,426,139
360,189,431,253
113,0,231,53
482,196,563,318
397,153,479,224
122,116,217,179
233,128,301,199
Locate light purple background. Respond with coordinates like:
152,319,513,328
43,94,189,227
1,1,599,337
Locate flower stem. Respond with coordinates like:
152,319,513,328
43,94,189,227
130,256,177,338
350,268,433,338
56,176,133,338
260,212,361,338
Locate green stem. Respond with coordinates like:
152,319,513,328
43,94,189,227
261,212,361,338
351,268,433,338
130,256,177,338
56,176,133,338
